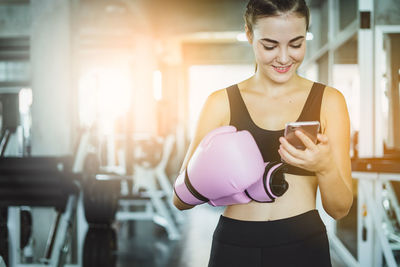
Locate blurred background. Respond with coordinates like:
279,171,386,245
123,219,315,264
0,0,399,266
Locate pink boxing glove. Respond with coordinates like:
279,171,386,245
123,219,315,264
245,161,289,202
209,162,289,206
173,126,265,206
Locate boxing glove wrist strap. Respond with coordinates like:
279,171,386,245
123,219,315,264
244,161,289,203
184,170,209,203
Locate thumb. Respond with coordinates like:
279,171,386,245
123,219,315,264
317,134,328,144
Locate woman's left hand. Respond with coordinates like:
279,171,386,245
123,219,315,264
278,130,334,173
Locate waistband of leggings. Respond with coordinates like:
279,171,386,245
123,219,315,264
213,209,326,247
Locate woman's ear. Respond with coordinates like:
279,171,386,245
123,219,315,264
245,24,253,45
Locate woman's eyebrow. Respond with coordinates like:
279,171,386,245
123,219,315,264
260,36,305,43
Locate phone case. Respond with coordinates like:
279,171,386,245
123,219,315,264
284,121,320,150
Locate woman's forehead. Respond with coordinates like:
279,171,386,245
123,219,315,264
253,14,307,40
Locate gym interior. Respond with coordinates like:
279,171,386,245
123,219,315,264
0,0,399,266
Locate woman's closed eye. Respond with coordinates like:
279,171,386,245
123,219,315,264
262,45,276,50
262,44,302,50
290,44,302,48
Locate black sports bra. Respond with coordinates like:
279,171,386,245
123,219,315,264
226,82,326,176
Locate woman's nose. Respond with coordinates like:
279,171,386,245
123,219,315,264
276,48,290,65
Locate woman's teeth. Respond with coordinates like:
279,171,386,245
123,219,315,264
273,65,292,73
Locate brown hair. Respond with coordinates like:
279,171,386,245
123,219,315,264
244,0,310,33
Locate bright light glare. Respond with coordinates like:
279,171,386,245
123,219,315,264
79,67,132,133
236,32,247,42
332,64,359,132
153,70,162,101
19,88,32,114
306,32,314,41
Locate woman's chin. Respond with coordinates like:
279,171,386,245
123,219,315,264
259,65,299,84
265,72,294,84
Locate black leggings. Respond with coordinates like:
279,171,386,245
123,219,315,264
208,210,332,267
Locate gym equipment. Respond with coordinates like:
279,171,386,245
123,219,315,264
83,174,121,226
0,90,107,265
0,256,5,267
174,126,265,206
0,91,21,148
0,129,12,157
0,208,8,266
73,129,122,226
246,161,288,202
116,134,183,240
174,126,289,206
19,208,32,250
0,157,80,267
325,157,400,267
212,161,288,206
0,157,77,209
83,227,117,267
0,94,20,132
352,157,400,173
74,126,183,238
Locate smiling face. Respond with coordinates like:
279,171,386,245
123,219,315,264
246,13,307,84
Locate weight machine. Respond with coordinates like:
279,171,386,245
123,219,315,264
115,134,184,240
0,93,84,267
74,126,184,240
0,157,80,267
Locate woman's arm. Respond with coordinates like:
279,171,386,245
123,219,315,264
278,87,353,220
316,87,353,219
173,89,229,210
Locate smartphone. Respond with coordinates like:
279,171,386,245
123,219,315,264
284,121,320,150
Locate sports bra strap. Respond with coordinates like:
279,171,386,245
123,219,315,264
298,82,325,122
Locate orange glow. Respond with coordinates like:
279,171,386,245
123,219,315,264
79,67,132,134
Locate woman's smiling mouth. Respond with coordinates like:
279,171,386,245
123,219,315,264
272,64,293,73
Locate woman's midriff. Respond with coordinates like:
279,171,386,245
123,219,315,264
222,174,319,221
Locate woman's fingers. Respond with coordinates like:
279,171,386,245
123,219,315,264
317,133,329,144
278,132,330,172
278,145,304,166
279,136,303,158
295,130,317,149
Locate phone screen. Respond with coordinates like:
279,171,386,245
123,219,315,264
284,121,320,150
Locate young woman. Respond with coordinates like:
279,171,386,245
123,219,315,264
173,0,353,266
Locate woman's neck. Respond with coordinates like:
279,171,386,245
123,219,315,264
250,71,304,98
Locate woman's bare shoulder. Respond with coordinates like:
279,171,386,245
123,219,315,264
206,87,231,126
322,86,346,106
320,85,349,130
209,87,229,103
